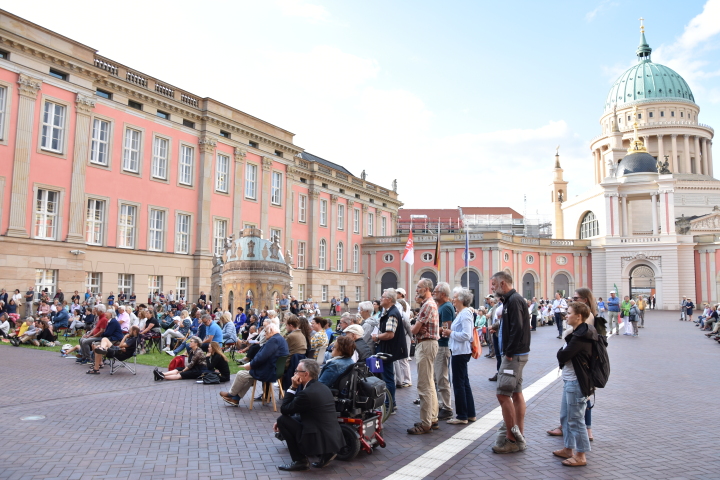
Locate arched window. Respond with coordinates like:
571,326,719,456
319,239,326,270
579,211,599,239
353,245,359,273
337,242,344,272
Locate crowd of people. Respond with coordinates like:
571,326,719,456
2,274,641,471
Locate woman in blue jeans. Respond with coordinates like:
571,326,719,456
554,302,596,467
441,287,476,424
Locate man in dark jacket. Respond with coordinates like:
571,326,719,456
372,288,407,415
219,323,289,406
491,271,531,454
274,359,345,471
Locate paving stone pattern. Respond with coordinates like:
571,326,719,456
0,310,718,480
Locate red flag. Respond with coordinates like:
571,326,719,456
402,230,414,265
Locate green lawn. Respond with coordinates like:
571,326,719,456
1,335,245,374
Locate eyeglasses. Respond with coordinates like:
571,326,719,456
572,296,580,300
296,369,306,373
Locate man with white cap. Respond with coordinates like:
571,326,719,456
343,324,372,362
394,288,413,388
161,315,185,350
607,291,621,335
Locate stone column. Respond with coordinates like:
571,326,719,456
684,134,692,173
581,253,588,289
573,253,581,288
651,193,659,234
594,150,600,183
702,138,709,177
194,136,217,255
260,157,273,235
657,134,665,166
491,248,501,277
621,195,629,236
538,249,545,298
694,136,703,174
347,200,354,273
659,190,668,234
671,134,678,172
308,187,320,268
482,247,490,295
362,204,369,236
448,246,455,286
7,74,43,238
284,166,297,256
661,189,676,234
66,94,97,243
643,135,650,155
330,195,338,271
232,148,247,234
612,195,621,236
710,248,717,304
708,141,714,178
370,251,377,297
545,253,553,298
700,249,708,304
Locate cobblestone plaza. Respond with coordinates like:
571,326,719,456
2,310,718,480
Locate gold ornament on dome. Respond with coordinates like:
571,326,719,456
627,105,648,154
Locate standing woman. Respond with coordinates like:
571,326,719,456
553,302,596,467
154,336,206,381
628,300,640,337
686,298,695,323
441,287,476,425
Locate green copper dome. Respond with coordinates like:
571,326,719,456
605,30,695,111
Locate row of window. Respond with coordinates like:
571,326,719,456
295,284,362,303
299,197,387,235
35,269,188,301
295,240,360,273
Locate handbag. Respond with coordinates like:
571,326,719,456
471,327,482,359
202,372,220,384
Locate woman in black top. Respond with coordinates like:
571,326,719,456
204,341,231,382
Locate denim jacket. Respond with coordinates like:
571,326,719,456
318,356,355,387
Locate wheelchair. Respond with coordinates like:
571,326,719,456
331,353,392,461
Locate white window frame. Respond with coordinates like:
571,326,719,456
179,145,194,186
90,118,110,166
320,199,328,226
85,198,105,245
381,216,387,236
245,163,258,199
298,194,307,223
216,153,230,193
337,242,344,272
118,273,133,296
34,188,59,240
122,127,141,173
355,286,361,302
118,203,138,249
367,213,374,236
176,277,188,301
354,209,360,233
175,212,191,254
86,272,101,295
298,284,305,301
322,285,328,302
148,275,162,298
319,239,327,270
340,286,346,300
35,269,57,300
337,204,345,230
152,136,170,180
270,228,281,244
41,100,66,153
353,244,359,273
213,218,228,256
0,85,6,142
271,171,282,205
297,241,306,269
148,208,166,252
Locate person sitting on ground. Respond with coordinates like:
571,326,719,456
274,358,346,471
219,312,238,348
318,336,356,387
343,324,372,362
219,322,289,406
87,326,140,374
154,336,206,381
13,317,38,346
310,317,329,360
36,319,58,346
203,341,231,383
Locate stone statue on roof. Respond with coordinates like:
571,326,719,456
657,155,671,174
361,170,367,180
392,179,397,192
607,158,617,177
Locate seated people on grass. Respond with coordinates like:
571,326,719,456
77,305,108,364
161,315,184,351
200,314,223,352
36,319,57,346
318,336,356,387
154,336,206,381
165,319,193,356
204,341,231,383
86,326,140,374
13,318,38,346
219,323,289,406
53,306,70,330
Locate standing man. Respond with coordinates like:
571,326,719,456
290,296,299,316
408,278,439,435
279,294,290,321
680,296,688,321
490,271,530,454
343,294,350,313
330,296,337,316
530,297,539,332
107,291,115,307
607,291,621,335
432,282,454,421
54,288,65,304
551,293,567,339
25,286,34,317
637,295,646,328
372,289,407,418
394,288,413,389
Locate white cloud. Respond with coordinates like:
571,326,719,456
275,0,330,22
675,0,720,50
585,1,618,22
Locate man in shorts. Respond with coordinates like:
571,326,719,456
490,271,530,454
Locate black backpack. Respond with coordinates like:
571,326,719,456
590,335,610,389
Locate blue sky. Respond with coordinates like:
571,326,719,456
4,0,720,217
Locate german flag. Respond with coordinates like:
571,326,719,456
433,220,441,270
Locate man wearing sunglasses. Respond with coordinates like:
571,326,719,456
274,359,345,471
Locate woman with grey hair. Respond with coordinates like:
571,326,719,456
154,336,206,381
440,287,476,424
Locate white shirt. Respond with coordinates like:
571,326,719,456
552,298,567,313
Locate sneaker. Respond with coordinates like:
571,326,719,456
438,408,453,420
492,437,520,454
447,418,468,425
75,358,85,363
488,374,498,382
413,398,421,405
415,421,439,430
511,425,527,451
391,406,398,415
165,350,175,356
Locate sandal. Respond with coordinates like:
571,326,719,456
406,424,432,435
552,449,573,459
547,427,563,436
562,457,587,467
86,369,100,375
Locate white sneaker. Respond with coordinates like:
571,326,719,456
165,350,175,356
511,425,527,451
